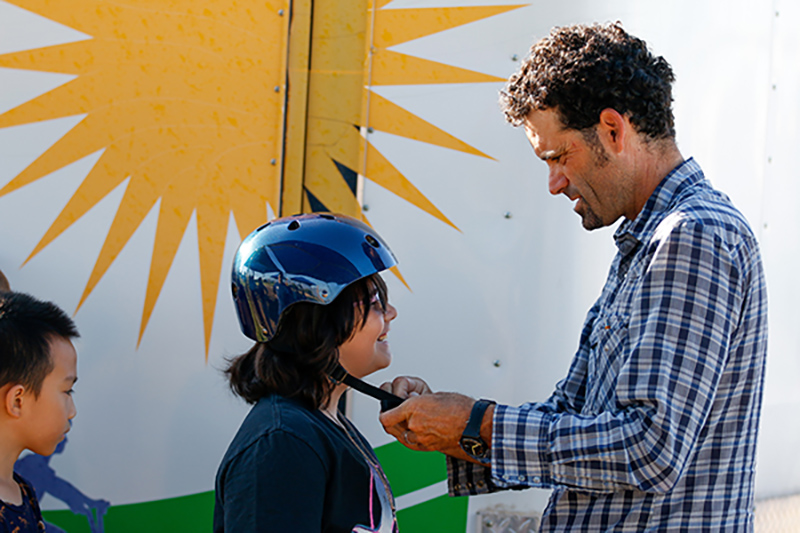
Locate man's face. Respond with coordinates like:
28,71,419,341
523,108,631,230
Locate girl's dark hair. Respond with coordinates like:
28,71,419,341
224,273,388,409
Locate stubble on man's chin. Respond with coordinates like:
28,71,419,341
578,204,605,231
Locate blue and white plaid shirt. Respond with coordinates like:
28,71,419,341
449,159,768,531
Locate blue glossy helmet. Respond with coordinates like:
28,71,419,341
231,213,397,342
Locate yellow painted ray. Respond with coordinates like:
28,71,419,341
139,147,276,348
360,214,410,291
196,197,230,355
138,171,202,346
76,171,162,311
23,148,130,263
371,50,505,86
304,152,363,215
0,42,88,74
5,0,282,44
362,140,457,231
0,115,102,197
365,91,492,159
372,5,525,49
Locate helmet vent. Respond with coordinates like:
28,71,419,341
365,235,380,248
231,283,239,299
288,220,300,231
319,213,335,220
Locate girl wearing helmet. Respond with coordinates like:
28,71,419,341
214,214,400,532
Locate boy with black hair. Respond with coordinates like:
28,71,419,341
0,291,79,532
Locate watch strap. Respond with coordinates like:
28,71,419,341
464,399,494,439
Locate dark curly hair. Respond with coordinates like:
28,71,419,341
224,273,388,409
501,22,675,141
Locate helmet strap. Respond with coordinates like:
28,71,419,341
329,364,404,412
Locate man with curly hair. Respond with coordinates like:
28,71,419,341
381,22,767,531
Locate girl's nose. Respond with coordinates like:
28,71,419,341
384,302,398,322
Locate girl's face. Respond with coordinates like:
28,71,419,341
338,291,398,379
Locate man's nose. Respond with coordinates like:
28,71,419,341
549,167,569,196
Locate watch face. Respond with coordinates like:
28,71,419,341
460,436,487,458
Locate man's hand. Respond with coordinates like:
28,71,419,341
380,376,432,399
379,392,477,460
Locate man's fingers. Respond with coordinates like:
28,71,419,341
379,399,409,428
381,376,432,399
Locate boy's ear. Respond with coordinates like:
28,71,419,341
3,384,26,418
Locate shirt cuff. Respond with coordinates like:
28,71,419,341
491,403,554,489
446,456,494,496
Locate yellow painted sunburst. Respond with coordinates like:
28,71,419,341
0,0,524,357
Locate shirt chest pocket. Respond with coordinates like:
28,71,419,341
585,312,630,415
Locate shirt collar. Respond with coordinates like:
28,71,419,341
613,157,704,252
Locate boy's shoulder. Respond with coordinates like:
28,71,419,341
0,473,45,532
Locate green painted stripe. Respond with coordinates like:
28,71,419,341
374,441,447,497
43,491,214,533
44,442,463,532
397,493,468,532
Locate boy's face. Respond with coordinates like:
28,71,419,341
23,336,78,456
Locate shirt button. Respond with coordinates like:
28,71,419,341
467,482,474,490
518,475,526,482
477,480,485,488
454,483,461,491
533,476,541,483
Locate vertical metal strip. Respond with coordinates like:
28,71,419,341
281,0,314,216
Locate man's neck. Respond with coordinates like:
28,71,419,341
629,141,684,219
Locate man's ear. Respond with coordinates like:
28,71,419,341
4,384,26,418
597,108,628,154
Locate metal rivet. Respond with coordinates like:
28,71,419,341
278,9,284,16
493,360,501,367
504,211,512,219
772,84,777,90
274,86,281,92
768,156,772,164
367,127,374,134
362,204,370,212
511,54,519,61
270,158,277,165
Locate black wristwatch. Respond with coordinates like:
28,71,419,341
459,399,496,460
